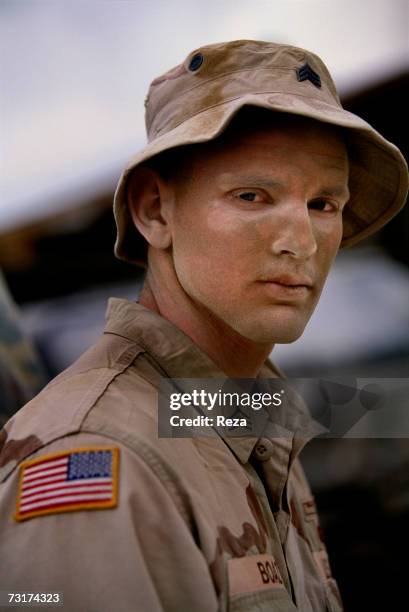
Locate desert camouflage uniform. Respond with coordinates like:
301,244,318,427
0,299,342,611
0,271,47,424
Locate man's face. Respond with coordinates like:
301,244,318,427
166,117,349,344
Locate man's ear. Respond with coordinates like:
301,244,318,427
126,166,173,250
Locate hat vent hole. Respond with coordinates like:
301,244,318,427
188,53,204,71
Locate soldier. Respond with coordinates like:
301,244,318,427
0,40,407,611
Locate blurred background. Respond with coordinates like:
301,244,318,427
1,0,408,609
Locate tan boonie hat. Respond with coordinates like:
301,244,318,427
114,39,408,265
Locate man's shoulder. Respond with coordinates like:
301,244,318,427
0,331,162,480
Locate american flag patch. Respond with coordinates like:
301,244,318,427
14,447,119,521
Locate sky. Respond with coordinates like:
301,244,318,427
1,0,408,230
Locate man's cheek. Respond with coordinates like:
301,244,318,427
317,231,342,270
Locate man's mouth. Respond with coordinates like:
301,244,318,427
260,274,313,288
257,274,314,299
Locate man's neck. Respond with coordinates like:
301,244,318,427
139,274,274,378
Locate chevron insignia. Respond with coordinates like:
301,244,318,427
296,63,321,88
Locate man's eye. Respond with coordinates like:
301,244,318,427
238,192,258,202
309,199,333,212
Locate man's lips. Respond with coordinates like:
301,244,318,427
256,274,314,301
259,274,314,288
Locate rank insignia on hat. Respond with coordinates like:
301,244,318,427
296,63,321,88
14,447,119,521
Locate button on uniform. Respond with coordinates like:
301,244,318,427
253,438,275,461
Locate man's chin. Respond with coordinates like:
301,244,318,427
204,303,310,345
236,319,308,345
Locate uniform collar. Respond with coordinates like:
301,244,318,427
104,298,317,464
105,298,227,378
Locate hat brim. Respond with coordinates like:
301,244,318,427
114,91,408,265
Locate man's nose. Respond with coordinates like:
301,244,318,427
270,204,317,259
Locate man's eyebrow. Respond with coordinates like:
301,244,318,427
223,174,284,189
319,185,350,200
